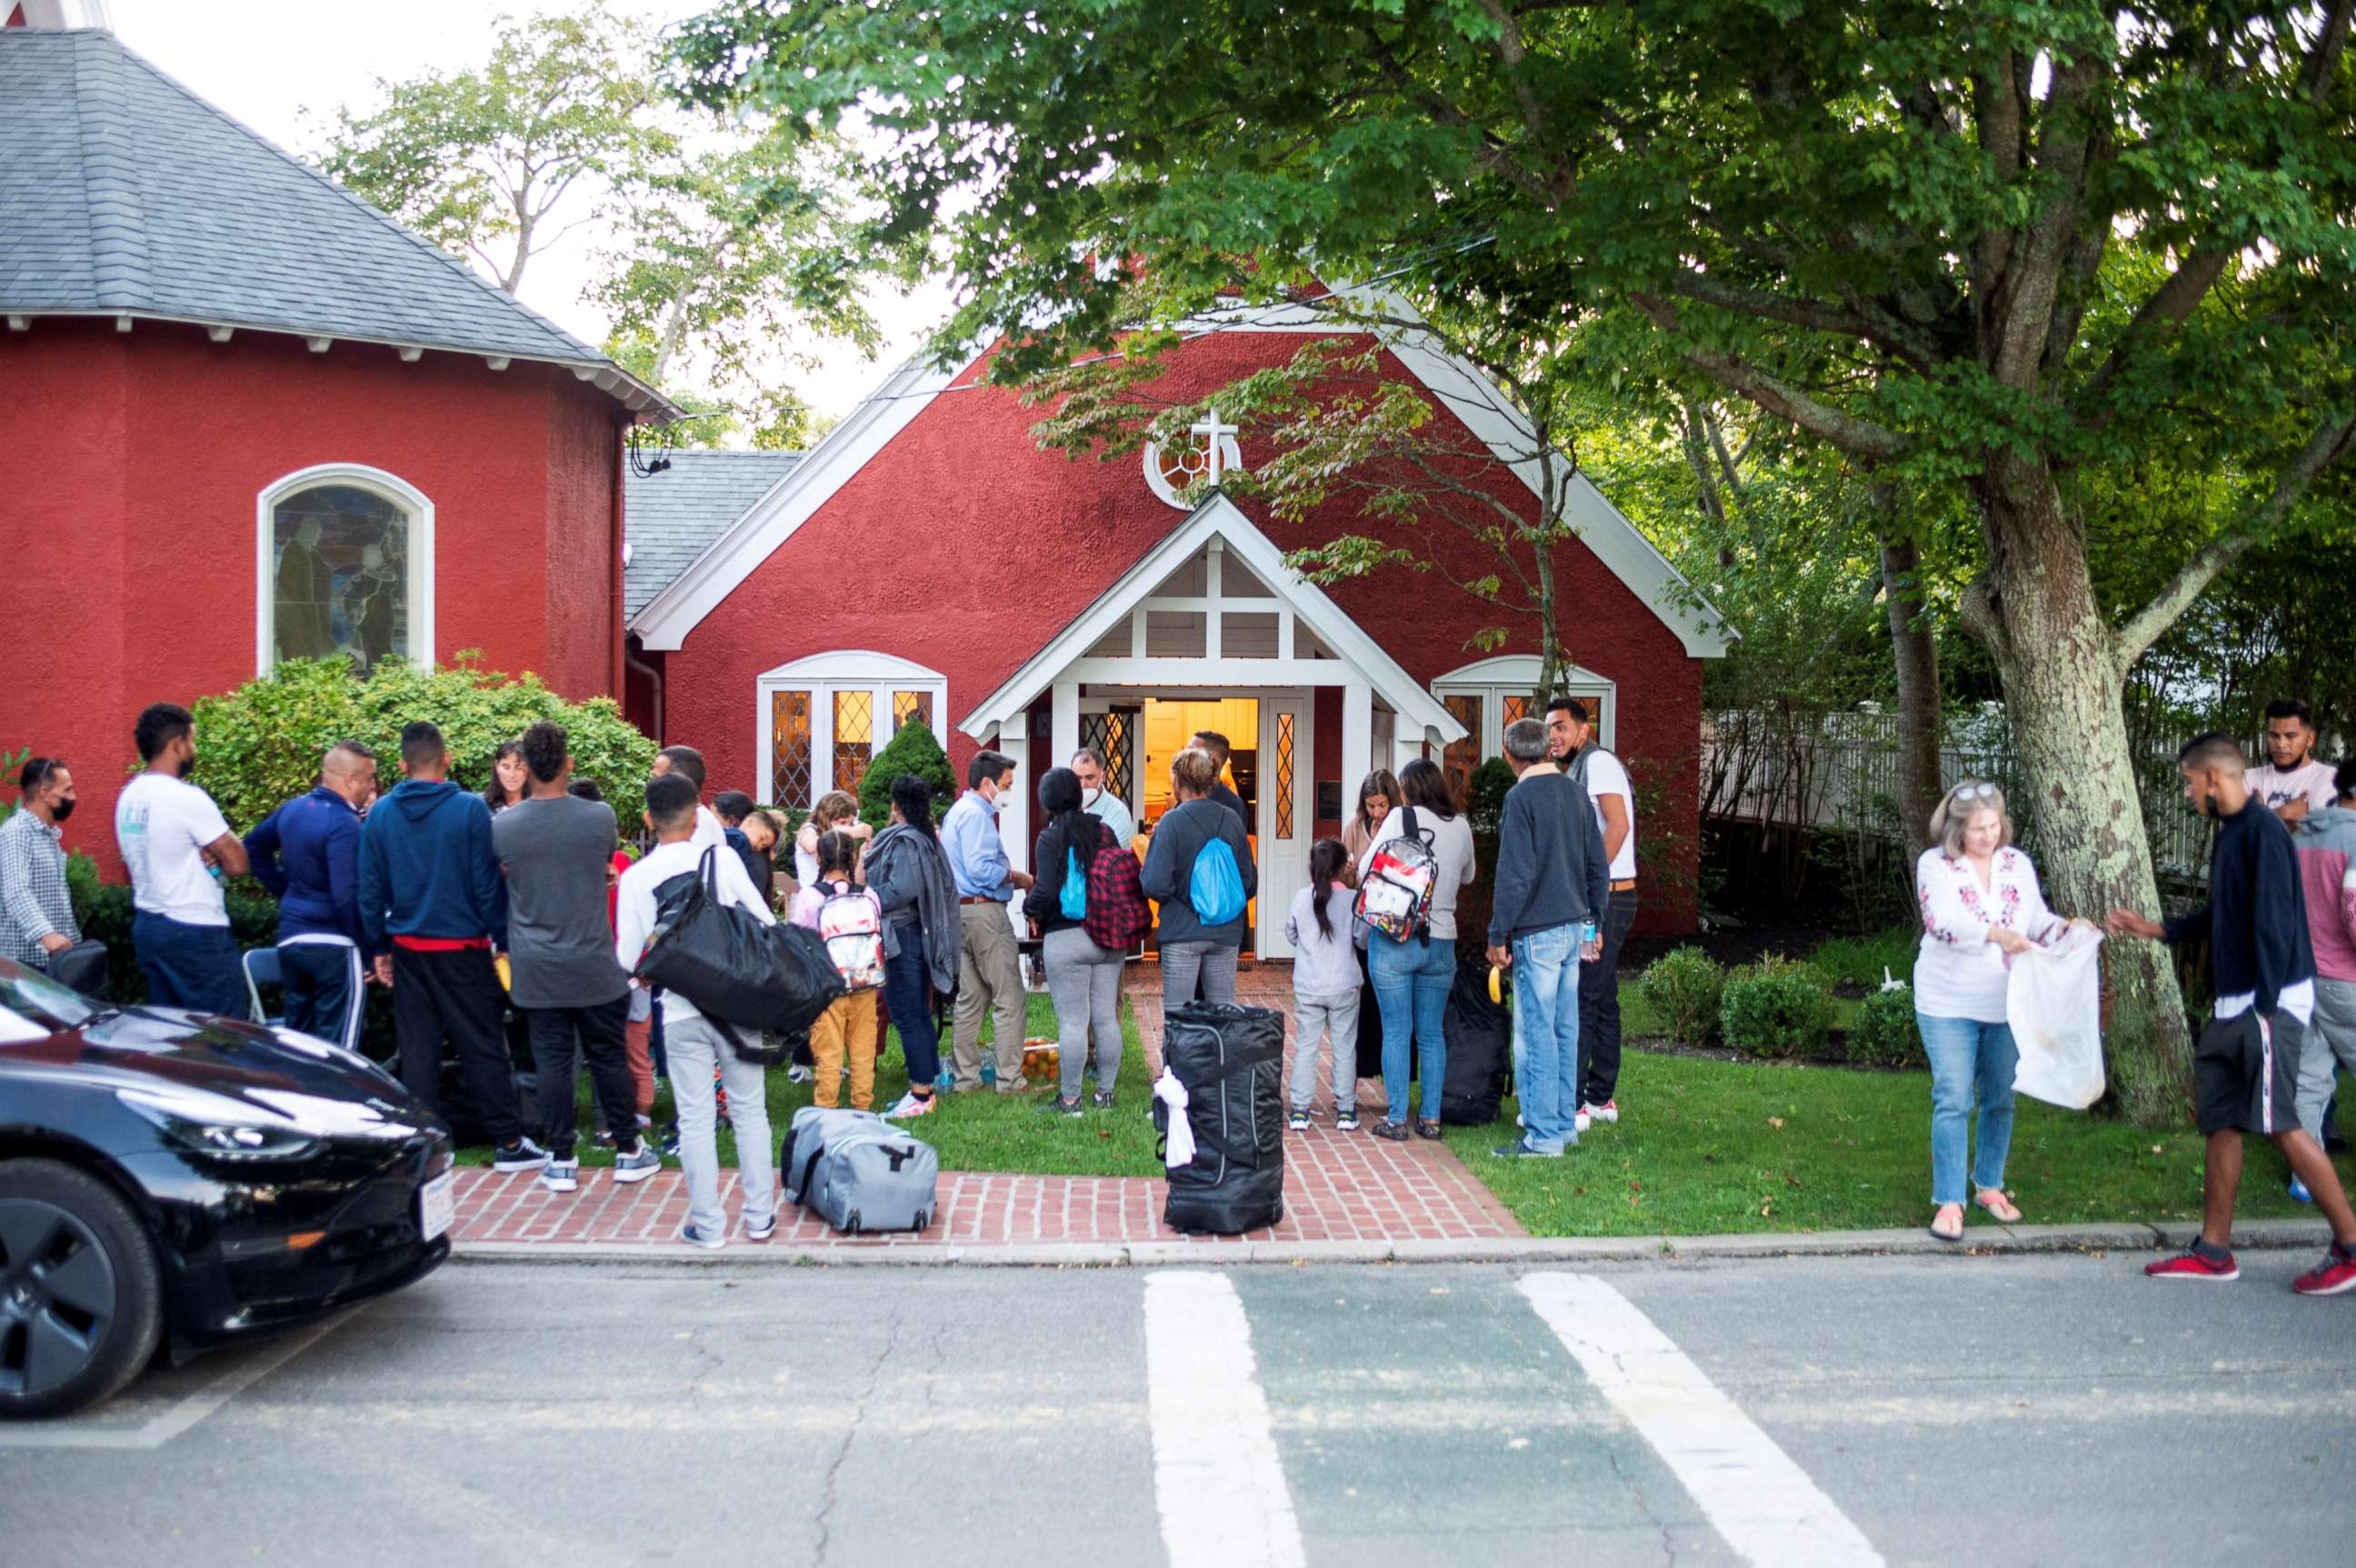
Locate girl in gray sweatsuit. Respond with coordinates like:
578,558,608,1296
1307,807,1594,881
1285,839,1363,1127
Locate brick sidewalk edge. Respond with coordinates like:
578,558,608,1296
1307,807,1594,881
446,1216,2341,1269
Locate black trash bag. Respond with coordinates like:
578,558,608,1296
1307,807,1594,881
1154,1002,1285,1234
1354,950,1386,1082
1440,955,1511,1124
634,847,844,1036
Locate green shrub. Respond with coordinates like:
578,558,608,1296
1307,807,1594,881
189,654,656,834
80,883,281,1007
1807,924,1920,992
1844,984,1927,1068
1719,957,1836,1059
1463,756,1518,836
857,718,957,829
1638,946,1727,1047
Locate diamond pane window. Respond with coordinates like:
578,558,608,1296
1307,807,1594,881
1443,694,1482,810
1502,694,1532,734
1274,712,1296,837
771,690,813,809
834,689,874,797
893,689,933,734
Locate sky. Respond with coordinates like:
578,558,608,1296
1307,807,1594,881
105,0,954,424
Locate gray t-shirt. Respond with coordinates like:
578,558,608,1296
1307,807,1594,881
492,794,627,1009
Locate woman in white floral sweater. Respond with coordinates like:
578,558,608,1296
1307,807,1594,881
1914,781,2071,1241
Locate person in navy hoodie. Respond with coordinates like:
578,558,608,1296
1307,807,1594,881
358,720,544,1172
243,740,377,1049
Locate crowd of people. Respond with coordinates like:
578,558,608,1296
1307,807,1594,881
1,691,2349,1289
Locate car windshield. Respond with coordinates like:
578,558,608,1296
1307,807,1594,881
0,964,104,1032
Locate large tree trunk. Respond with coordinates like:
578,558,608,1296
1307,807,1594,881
1878,529,1944,856
1972,452,2191,1124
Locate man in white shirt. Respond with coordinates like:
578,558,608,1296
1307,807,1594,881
615,772,778,1248
651,744,727,852
2250,698,2339,825
115,703,250,1016
1548,695,1638,1126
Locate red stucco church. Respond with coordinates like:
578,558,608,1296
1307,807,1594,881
3,23,1725,940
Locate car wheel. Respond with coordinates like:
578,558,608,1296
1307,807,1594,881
0,1158,164,1420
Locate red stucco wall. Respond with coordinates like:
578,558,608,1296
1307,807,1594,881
662,329,1705,931
0,316,624,874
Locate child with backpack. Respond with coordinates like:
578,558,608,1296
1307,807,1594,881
790,830,884,1111
1285,838,1363,1133
1140,747,1259,1008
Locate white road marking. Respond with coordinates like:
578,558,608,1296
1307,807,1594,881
1519,1272,1883,1568
0,1306,364,1451
1142,1271,1305,1568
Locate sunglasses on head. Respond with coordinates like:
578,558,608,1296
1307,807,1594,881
1951,783,1999,803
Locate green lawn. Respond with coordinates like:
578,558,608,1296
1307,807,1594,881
458,991,1166,1177
1439,1048,2351,1238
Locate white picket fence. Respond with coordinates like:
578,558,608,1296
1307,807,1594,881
1702,704,2213,881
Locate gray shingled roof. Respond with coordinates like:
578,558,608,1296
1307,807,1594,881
625,450,805,622
0,29,669,414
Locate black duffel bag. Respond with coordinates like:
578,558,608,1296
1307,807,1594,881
634,847,844,1058
1155,1001,1285,1234
44,939,110,997
1440,955,1511,1124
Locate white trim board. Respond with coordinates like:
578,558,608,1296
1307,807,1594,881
621,282,1729,658
954,493,1465,745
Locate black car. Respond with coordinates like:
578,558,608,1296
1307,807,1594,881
0,956,454,1418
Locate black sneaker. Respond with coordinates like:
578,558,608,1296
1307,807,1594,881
1372,1120,1410,1142
657,1122,682,1160
492,1137,552,1173
1036,1094,1085,1116
1090,1090,1117,1110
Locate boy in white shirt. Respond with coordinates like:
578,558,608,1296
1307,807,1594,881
2250,698,2339,824
615,772,778,1247
115,703,251,1016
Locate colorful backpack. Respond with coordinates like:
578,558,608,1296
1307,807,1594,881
1083,823,1153,951
817,882,884,990
1353,805,1436,944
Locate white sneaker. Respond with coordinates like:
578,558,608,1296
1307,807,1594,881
744,1213,777,1243
1574,1108,1592,1134
786,1064,814,1084
883,1091,935,1119
540,1160,578,1193
1584,1099,1620,1124
611,1142,663,1184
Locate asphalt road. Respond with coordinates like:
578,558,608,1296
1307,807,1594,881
1,1252,2350,1567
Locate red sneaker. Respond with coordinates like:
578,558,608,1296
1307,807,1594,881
2292,1246,2356,1296
2145,1248,2239,1282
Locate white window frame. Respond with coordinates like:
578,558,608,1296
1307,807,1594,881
255,464,434,677
754,650,950,808
1431,655,1617,757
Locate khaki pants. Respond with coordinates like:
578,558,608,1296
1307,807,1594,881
811,990,879,1111
952,901,1028,1090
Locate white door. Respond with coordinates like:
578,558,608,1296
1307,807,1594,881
1255,692,1313,957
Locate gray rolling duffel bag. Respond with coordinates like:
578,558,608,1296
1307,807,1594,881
778,1106,887,1205
780,1106,940,1234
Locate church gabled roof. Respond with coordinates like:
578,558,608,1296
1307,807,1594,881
0,28,672,416
624,449,805,621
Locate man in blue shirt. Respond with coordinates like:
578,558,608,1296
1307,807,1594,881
940,749,1034,1093
244,740,376,1049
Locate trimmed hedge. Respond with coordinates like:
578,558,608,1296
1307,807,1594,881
1719,957,1836,1059
856,718,958,830
1845,984,1929,1068
1639,946,1727,1048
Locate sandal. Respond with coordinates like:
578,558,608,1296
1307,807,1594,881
1372,1120,1411,1142
1975,1190,2022,1224
1929,1203,1965,1243
1414,1118,1443,1140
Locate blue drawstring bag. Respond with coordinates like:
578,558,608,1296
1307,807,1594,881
1060,846,1088,920
1188,835,1248,926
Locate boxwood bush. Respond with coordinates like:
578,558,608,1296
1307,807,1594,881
1845,984,1928,1068
1719,957,1836,1059
856,717,958,830
1638,946,1726,1048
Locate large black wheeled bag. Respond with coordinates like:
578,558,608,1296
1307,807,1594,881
1440,955,1511,1124
1155,1002,1285,1234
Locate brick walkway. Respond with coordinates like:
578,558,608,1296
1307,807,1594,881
448,965,1522,1253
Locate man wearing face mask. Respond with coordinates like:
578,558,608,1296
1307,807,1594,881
115,703,250,1015
2109,733,2356,1294
1,756,83,974
940,750,1035,1093
1072,745,1135,848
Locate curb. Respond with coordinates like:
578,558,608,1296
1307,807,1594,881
449,1217,2341,1269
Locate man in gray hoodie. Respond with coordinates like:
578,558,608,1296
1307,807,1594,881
1485,718,1608,1158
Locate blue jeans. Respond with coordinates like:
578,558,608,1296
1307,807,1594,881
882,923,942,1088
132,912,247,1018
1512,924,1582,1154
1369,933,1453,1124
1919,1013,2018,1204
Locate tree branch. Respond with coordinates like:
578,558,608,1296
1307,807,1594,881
1666,271,1940,370
2112,405,2356,669
1632,295,1910,462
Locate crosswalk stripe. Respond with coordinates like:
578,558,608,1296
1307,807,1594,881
1520,1272,1884,1568
1143,1272,1306,1568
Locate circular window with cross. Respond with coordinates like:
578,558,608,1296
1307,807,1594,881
1142,408,1244,509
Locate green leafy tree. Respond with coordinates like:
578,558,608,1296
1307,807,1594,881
674,0,2356,1124
855,718,957,830
190,654,657,834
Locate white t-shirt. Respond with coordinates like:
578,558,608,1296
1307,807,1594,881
1578,748,1638,881
2248,759,2338,815
115,772,232,926
614,837,773,1024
